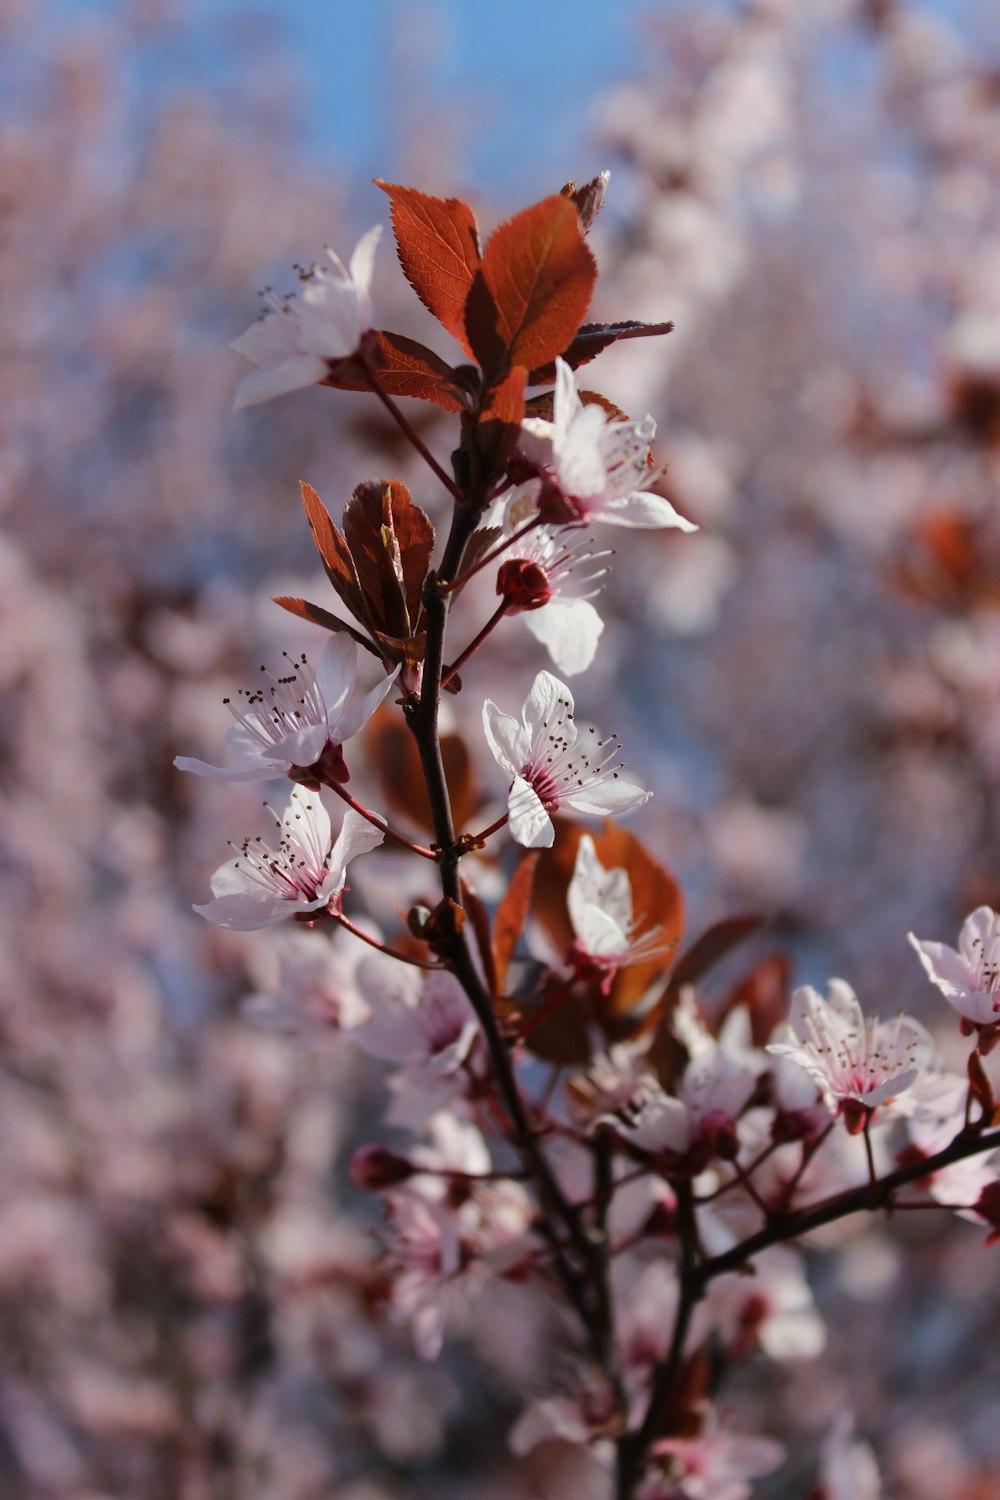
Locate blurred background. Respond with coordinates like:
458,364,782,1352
4,0,1000,1495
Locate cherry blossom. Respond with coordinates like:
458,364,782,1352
241,928,373,1037
567,1043,658,1131
482,670,651,848
767,982,935,1130
605,1036,757,1164
567,835,675,990
175,637,397,785
494,510,612,676
645,1412,784,1500
195,794,382,930
352,955,479,1127
908,906,1000,1028
231,225,381,410
517,357,698,531
508,1394,601,1455
385,1115,533,1359
903,1074,1000,1215
705,1246,825,1361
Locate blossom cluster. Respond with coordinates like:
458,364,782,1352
173,167,1000,1500
9,5,1000,1495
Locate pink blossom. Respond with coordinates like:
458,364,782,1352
767,982,935,1128
175,636,397,784
518,357,698,531
482,670,650,848
904,1073,1000,1214
646,1412,784,1500
493,504,612,675
908,906,1000,1027
231,225,381,410
566,835,675,990
352,956,479,1127
706,1246,825,1361
385,1115,533,1359
605,1037,756,1163
195,795,382,930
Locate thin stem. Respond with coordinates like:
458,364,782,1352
696,1141,780,1206
863,1117,878,1191
616,1182,702,1500
733,1158,773,1218
330,911,443,970
403,493,628,1392
327,780,437,860
592,1130,628,1412
700,1123,1000,1283
775,1120,836,1213
614,1123,1000,1498
360,361,461,500
467,810,509,844
517,974,576,1042
440,514,544,595
441,601,509,687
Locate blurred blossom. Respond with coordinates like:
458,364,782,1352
5,0,1000,1493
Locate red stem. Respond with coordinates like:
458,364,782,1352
360,361,462,500
327,780,437,860
440,514,544,595
330,910,442,970
467,810,509,844
441,601,509,687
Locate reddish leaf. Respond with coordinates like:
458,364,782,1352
364,705,480,835
477,365,527,481
524,387,634,426
661,915,765,1011
492,852,539,995
322,328,470,412
298,481,366,623
530,320,674,384
343,480,434,639
465,195,596,380
561,171,610,234
376,182,481,354
719,952,792,1047
272,596,381,657
371,628,427,667
462,880,498,1002
515,972,594,1066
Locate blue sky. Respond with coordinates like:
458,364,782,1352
208,0,657,194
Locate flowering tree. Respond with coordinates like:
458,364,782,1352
178,169,1000,1500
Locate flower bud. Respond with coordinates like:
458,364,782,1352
497,558,553,612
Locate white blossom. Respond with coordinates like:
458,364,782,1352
767,981,935,1124
567,835,674,987
175,636,397,784
909,906,1000,1027
352,955,479,1127
493,502,611,675
604,1037,756,1161
386,1115,532,1360
518,357,698,531
231,225,381,410
647,1412,784,1500
195,794,382,931
482,670,650,848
